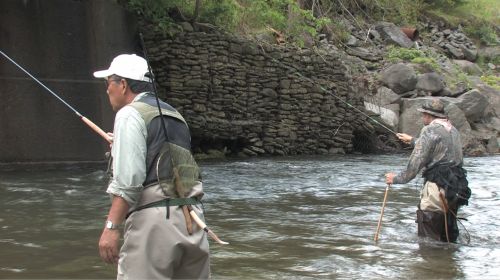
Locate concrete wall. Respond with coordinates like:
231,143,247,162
0,0,138,163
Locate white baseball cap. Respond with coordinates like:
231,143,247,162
93,54,152,82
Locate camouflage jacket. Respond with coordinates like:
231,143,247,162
394,119,463,184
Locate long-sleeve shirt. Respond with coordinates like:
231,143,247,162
107,93,148,206
393,119,463,184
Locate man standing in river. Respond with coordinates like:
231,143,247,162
94,54,210,278
385,98,470,242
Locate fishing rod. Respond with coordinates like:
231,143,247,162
256,45,398,136
139,33,228,245
0,50,112,143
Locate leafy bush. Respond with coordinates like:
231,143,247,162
386,46,442,72
386,46,426,62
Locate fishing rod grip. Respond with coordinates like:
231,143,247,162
189,209,229,245
80,116,113,143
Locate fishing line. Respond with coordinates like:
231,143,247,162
256,44,398,136
139,33,169,140
0,50,112,143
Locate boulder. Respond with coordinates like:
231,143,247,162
383,103,400,115
364,101,399,130
415,72,445,93
373,86,401,105
374,22,415,48
452,60,483,76
380,63,418,94
451,89,489,122
346,47,382,61
461,46,477,62
469,77,500,119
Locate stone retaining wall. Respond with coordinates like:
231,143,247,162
143,27,372,156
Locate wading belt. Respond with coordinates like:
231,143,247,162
126,197,200,220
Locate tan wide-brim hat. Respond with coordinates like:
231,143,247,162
417,99,447,118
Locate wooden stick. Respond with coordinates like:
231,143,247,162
374,184,390,242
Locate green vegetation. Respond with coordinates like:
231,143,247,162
481,75,500,90
124,0,241,33
123,0,498,47
386,46,440,71
425,0,499,46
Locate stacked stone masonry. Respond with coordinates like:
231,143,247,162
144,30,369,156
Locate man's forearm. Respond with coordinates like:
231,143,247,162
106,195,130,226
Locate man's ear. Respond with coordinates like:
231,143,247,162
120,79,128,94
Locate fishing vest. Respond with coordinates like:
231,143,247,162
423,162,470,208
128,93,201,198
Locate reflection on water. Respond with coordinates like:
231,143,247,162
0,155,499,279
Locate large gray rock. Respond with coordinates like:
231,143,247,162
461,46,478,62
380,63,418,94
450,89,489,122
415,72,445,93
445,101,472,147
369,86,401,106
452,60,483,76
469,77,500,120
399,98,426,136
346,47,382,61
484,117,500,132
374,22,415,48
445,43,464,59
364,101,399,130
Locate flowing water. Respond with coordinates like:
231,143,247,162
0,154,499,279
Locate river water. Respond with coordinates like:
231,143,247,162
0,154,498,279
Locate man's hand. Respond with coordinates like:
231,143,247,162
99,228,121,265
396,133,413,144
385,172,396,185
107,132,114,149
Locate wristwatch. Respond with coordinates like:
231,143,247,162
105,220,118,230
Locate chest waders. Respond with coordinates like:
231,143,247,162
418,163,469,243
126,95,202,234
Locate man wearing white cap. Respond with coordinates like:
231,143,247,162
94,54,210,279
385,98,470,242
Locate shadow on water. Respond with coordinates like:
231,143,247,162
0,155,499,279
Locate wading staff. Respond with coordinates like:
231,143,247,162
0,50,112,143
139,33,229,245
374,183,391,242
